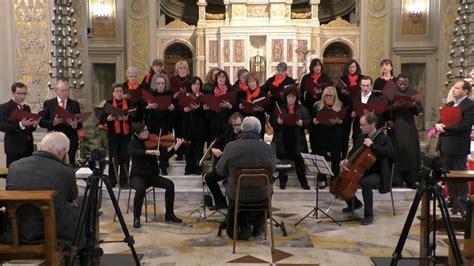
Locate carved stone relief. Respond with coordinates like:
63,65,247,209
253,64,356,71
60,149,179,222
223,40,230,63
130,17,148,78
366,16,386,79
128,0,149,20
209,40,218,64
367,0,388,18
272,39,283,62
297,40,308,62
231,4,246,18
271,3,286,17
287,40,293,62
234,40,244,63
247,5,268,18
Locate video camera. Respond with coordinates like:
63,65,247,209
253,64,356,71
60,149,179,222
418,154,448,184
88,148,107,174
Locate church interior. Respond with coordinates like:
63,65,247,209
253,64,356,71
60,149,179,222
0,0,473,265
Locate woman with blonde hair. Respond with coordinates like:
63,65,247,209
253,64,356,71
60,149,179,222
312,86,346,188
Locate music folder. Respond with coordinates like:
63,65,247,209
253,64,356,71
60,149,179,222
142,90,172,111
178,93,198,108
353,99,388,117
391,90,426,103
200,94,221,112
103,102,137,117
240,96,270,114
8,108,42,122
381,79,398,95
220,91,236,106
279,113,300,126
439,106,462,126
315,107,347,126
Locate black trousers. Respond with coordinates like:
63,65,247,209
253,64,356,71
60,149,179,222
393,169,418,186
205,169,227,206
277,153,308,187
346,173,380,217
108,137,130,185
131,175,175,218
442,154,468,214
225,200,265,240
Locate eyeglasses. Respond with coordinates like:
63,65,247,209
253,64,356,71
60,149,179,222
15,92,27,96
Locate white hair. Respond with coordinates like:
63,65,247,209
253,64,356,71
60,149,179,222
241,116,261,134
126,66,138,76
40,132,70,157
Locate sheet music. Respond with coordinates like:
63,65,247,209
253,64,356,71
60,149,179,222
300,153,334,176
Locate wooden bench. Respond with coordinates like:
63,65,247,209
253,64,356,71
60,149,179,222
0,190,65,265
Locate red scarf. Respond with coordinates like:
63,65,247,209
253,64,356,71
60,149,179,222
272,74,287,87
214,85,228,97
311,73,321,84
348,74,358,86
239,81,249,92
127,81,139,90
113,99,129,135
145,72,152,84
246,86,261,102
287,103,295,114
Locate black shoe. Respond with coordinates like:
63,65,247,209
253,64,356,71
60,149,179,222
209,203,227,211
184,170,193,175
342,201,363,213
161,168,168,175
406,183,418,190
239,225,253,240
195,168,202,175
176,154,183,161
361,215,374,225
301,184,311,190
165,214,183,223
279,182,287,190
133,217,141,228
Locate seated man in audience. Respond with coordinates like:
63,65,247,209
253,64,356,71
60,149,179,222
216,116,276,239
3,132,79,246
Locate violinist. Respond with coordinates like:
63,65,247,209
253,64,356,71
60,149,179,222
340,113,394,225
170,61,191,160
300,58,332,154
204,70,236,140
238,73,268,138
100,83,134,187
270,85,311,190
182,76,207,175
143,73,175,175
128,122,184,228
312,87,345,189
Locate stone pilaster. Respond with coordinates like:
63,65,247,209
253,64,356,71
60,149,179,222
126,0,150,79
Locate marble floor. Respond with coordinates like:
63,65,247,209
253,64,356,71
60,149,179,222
96,195,449,266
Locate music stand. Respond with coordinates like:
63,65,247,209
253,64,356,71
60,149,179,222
188,140,225,219
294,153,341,226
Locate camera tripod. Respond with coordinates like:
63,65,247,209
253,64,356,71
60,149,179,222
390,175,463,265
67,167,140,265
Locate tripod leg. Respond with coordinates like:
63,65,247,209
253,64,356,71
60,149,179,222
102,175,141,265
434,187,463,265
294,208,316,226
68,181,92,266
390,187,425,265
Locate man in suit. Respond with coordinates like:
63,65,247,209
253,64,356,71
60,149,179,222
40,80,82,167
435,79,474,215
0,82,39,167
341,113,395,225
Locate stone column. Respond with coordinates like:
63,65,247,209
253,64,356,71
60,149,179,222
0,1,14,103
126,0,151,78
197,0,207,27
309,0,320,27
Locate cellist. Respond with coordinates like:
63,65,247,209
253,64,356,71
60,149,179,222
340,113,394,225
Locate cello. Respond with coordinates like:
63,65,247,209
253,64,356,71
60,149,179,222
330,129,383,201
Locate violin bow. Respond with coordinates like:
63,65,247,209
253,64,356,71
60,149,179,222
199,139,216,167
157,128,162,151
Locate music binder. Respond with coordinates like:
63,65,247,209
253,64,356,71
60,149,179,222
142,90,173,111
103,102,137,117
315,107,347,126
381,79,398,95
439,106,462,126
279,113,300,126
178,93,198,108
353,99,388,117
200,94,221,112
55,107,75,120
391,90,426,103
8,108,41,122
219,91,236,106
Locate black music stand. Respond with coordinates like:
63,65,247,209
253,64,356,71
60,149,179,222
295,153,341,226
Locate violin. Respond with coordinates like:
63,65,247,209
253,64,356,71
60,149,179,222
144,133,176,149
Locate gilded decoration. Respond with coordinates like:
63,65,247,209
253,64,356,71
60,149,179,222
14,0,50,108
128,0,148,19
291,12,311,19
322,16,354,28
367,0,388,17
91,0,116,38
209,40,218,64
401,0,428,36
234,40,244,63
287,40,293,62
366,16,386,79
165,19,194,29
442,0,460,97
205,13,225,20
247,5,269,18
223,40,230,63
130,17,148,78
271,3,286,17
272,39,284,62
231,4,246,18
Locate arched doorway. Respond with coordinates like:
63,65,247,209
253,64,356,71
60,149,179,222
322,42,353,81
164,43,194,76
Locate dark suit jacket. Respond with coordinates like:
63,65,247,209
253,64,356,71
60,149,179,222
439,97,474,156
0,100,35,155
40,97,82,151
350,132,395,194
128,137,176,179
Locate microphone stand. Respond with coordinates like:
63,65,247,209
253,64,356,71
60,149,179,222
188,140,217,219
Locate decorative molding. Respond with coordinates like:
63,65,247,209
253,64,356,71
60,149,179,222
130,17,148,78
367,0,388,18
247,5,268,18
128,0,149,20
366,15,386,78
322,16,354,28
231,4,246,18
205,13,225,20
291,12,311,19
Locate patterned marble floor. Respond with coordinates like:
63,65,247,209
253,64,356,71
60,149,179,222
97,196,450,266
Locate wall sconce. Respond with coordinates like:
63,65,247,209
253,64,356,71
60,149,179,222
405,0,426,24
92,0,112,21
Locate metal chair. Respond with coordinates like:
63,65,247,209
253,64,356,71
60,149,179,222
232,167,274,254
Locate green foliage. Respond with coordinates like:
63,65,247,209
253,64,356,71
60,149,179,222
75,128,108,168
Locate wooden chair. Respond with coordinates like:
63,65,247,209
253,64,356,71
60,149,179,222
232,168,274,254
0,190,64,265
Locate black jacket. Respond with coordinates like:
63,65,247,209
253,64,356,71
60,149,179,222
300,73,332,117
350,132,395,194
128,137,176,178
0,100,35,155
